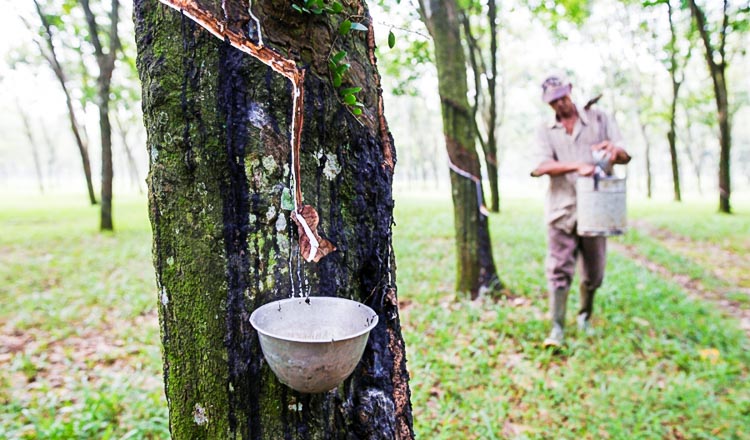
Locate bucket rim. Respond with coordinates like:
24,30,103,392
249,296,379,344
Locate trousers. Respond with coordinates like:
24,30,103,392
546,225,606,319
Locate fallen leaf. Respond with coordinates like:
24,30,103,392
293,205,336,262
699,348,721,364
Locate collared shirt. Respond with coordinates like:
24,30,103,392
534,104,624,233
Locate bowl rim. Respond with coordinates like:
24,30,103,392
249,296,379,344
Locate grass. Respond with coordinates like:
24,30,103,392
1,191,749,439
398,194,750,439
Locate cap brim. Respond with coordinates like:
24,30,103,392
542,84,572,103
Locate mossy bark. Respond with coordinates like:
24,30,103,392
419,0,501,298
134,0,413,438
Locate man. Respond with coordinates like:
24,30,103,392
531,75,631,348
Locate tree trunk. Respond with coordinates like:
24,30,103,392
115,112,144,193
715,73,731,213
17,101,45,193
667,79,681,202
486,0,499,213
681,107,704,195
419,0,501,298
134,0,413,438
98,75,114,230
638,120,653,199
80,0,119,230
666,1,681,202
689,0,731,213
32,0,97,204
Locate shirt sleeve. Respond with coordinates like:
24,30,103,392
534,124,556,170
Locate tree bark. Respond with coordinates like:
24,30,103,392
667,79,681,202
115,112,144,193
32,0,97,204
486,0,499,213
419,0,501,298
637,119,653,199
17,101,45,193
80,0,120,230
666,1,682,202
134,0,413,437
688,0,732,213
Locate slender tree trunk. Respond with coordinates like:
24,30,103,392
681,107,704,194
81,0,119,231
666,1,682,202
115,113,144,193
98,76,115,230
17,101,45,193
715,73,731,212
134,0,413,437
419,0,501,298
667,79,681,201
689,0,731,213
486,0,499,213
638,120,653,199
32,0,97,204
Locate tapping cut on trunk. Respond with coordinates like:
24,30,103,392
158,0,334,262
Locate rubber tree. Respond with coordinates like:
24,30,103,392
134,0,413,437
80,0,120,230
29,0,98,205
688,0,733,213
460,0,502,213
665,0,684,201
417,0,501,298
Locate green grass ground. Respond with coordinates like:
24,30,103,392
1,192,749,439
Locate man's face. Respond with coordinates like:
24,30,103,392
548,94,575,118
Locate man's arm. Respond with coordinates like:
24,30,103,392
592,140,631,165
531,160,595,177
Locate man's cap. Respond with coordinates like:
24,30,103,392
541,75,572,103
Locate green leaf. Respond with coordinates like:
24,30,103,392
352,107,363,115
350,22,368,32
331,50,347,64
340,87,362,95
339,19,352,35
344,94,357,105
292,4,305,13
328,60,337,71
335,63,350,75
388,30,396,49
330,2,343,13
333,75,342,88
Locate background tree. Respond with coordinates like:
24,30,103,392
461,0,503,212
651,0,694,202
418,0,501,297
24,0,98,205
79,0,120,230
134,0,413,437
687,0,745,213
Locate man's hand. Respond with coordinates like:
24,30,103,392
577,163,595,176
592,140,631,165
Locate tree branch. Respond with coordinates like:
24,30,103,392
79,0,105,58
459,11,486,151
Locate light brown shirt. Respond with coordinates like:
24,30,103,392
535,105,624,233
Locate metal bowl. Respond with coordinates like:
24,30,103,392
249,296,378,393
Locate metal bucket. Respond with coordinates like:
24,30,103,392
576,176,627,237
249,296,378,393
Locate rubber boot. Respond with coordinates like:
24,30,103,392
577,282,596,336
544,287,568,348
